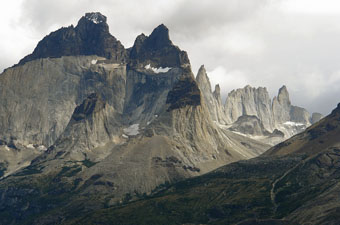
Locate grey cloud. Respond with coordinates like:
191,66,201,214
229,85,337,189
1,0,340,115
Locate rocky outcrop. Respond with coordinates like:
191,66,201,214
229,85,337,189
43,93,122,162
224,85,274,131
229,115,284,137
18,12,127,66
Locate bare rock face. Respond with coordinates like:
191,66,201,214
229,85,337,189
196,65,228,124
0,56,127,147
47,93,121,162
229,115,269,136
272,85,292,124
224,85,274,131
311,112,323,124
229,115,284,138
289,106,311,124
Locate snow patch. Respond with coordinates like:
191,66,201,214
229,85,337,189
26,144,35,149
91,59,97,65
231,131,266,140
38,145,47,151
85,13,104,24
283,121,305,127
145,64,171,74
123,124,140,136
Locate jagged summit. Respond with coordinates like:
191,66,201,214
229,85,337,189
145,24,172,50
129,24,190,68
213,84,221,100
17,16,189,70
18,12,127,65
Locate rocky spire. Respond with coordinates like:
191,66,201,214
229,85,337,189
277,85,291,107
213,84,222,103
272,85,291,123
144,24,172,50
196,65,212,94
195,66,228,124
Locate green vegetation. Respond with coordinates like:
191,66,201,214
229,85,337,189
1,153,339,225
12,164,42,176
0,162,7,177
57,165,82,177
82,159,97,168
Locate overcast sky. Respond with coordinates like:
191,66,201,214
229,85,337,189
1,0,340,115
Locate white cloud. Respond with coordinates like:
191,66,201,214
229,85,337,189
207,66,250,99
281,0,340,14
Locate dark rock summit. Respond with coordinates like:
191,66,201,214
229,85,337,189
18,12,127,65
129,24,190,68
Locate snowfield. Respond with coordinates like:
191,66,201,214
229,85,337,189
145,64,171,73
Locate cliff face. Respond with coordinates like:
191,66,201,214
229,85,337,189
0,56,126,147
224,85,274,131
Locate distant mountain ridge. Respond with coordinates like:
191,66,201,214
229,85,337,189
196,66,322,145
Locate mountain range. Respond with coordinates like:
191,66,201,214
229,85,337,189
0,12,334,225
